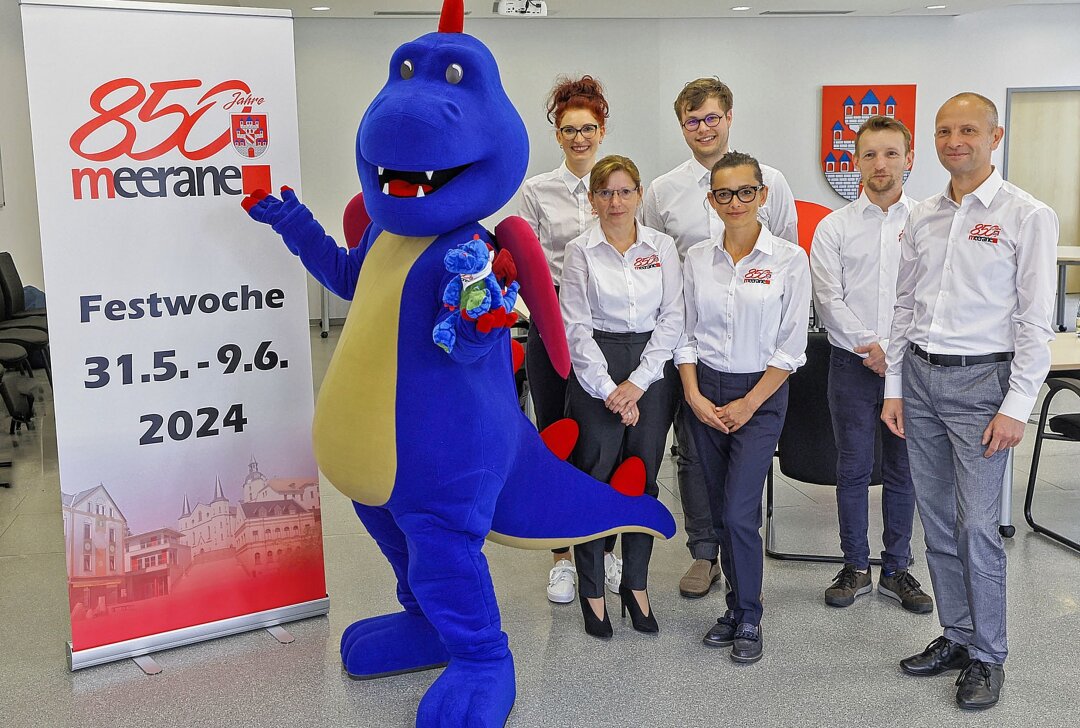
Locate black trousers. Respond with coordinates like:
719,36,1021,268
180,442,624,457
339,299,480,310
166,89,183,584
567,331,678,598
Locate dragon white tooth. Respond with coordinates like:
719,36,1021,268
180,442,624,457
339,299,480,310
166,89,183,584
416,186,425,198
378,166,385,175
425,170,434,180
382,182,390,194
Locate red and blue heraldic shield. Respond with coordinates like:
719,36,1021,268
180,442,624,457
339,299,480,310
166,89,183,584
232,112,269,159
821,84,915,201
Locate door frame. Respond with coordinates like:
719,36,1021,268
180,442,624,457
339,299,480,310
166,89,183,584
1003,85,1080,179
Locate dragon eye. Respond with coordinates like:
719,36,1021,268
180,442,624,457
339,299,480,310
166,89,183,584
446,63,463,84
400,59,414,79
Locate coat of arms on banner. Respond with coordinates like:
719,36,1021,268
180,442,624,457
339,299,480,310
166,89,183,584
232,111,268,158
821,84,915,201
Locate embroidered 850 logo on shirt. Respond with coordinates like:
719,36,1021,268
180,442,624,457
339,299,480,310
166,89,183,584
742,268,772,284
968,223,1001,244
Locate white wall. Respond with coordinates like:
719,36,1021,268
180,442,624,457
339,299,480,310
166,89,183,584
1,0,43,289
4,4,1080,311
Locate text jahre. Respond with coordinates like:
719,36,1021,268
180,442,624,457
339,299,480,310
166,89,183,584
222,92,265,110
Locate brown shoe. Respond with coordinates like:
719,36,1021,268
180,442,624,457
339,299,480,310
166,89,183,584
679,559,721,598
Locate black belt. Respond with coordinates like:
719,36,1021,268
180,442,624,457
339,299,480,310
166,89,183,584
910,343,1013,367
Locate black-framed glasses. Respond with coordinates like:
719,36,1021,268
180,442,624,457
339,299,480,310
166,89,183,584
710,185,763,204
558,123,599,140
593,186,639,201
682,113,724,132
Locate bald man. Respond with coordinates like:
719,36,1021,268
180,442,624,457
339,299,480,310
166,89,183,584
881,93,1058,710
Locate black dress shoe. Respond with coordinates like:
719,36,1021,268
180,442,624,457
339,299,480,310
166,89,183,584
702,611,738,648
955,660,1004,710
900,636,971,676
730,623,763,664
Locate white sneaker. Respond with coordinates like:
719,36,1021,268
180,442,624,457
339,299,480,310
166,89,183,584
604,552,623,594
547,559,576,603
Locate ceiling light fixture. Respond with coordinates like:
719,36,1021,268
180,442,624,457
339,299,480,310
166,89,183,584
311,5,330,10
926,4,947,8
731,5,751,10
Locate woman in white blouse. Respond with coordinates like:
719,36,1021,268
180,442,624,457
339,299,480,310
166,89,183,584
561,155,683,638
518,76,620,604
677,151,810,663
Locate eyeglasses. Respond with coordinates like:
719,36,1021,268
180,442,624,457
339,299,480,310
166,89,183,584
682,113,725,132
593,187,639,201
558,124,599,140
710,185,763,204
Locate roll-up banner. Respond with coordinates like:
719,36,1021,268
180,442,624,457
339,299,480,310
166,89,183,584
20,0,328,669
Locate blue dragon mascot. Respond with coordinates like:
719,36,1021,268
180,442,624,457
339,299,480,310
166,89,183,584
242,2,675,724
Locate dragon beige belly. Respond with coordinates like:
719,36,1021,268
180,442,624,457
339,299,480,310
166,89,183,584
311,232,434,506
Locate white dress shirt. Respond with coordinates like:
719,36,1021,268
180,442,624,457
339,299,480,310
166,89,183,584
517,162,597,285
810,192,913,356
885,168,1058,421
560,223,684,400
642,156,799,257
676,226,811,374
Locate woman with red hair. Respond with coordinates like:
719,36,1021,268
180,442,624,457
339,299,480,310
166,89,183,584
518,76,618,606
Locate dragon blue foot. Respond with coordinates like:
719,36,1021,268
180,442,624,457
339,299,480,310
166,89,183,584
341,611,450,680
416,653,515,728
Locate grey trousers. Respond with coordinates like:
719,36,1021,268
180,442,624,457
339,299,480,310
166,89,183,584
903,348,1010,664
567,331,678,598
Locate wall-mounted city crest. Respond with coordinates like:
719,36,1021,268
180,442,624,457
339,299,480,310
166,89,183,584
821,84,916,201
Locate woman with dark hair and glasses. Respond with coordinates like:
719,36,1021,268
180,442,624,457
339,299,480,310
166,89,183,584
677,151,810,662
518,76,622,606
561,155,682,638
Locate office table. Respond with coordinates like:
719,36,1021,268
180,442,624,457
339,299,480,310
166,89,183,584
999,332,1080,536
1054,246,1080,332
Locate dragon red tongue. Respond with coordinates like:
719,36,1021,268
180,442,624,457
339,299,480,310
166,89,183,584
387,179,433,197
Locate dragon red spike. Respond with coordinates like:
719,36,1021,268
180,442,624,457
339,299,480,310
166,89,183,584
438,0,464,33
610,457,647,497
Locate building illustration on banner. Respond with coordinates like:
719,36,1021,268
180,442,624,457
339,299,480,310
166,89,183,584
821,84,916,201
62,456,320,614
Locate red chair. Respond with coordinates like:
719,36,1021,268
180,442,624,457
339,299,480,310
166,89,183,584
794,199,833,257
343,192,371,250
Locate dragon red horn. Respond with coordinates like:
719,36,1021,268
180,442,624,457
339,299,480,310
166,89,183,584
438,0,464,32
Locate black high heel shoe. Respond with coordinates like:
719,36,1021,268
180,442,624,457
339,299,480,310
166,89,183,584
619,586,659,633
580,596,613,640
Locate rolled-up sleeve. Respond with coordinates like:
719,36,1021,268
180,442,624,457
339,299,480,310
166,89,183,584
1000,205,1058,421
766,247,810,372
560,240,616,400
629,237,684,391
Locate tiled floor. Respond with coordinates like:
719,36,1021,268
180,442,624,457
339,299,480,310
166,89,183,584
2,323,1080,728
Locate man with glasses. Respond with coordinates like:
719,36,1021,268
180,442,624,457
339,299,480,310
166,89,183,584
809,115,933,615
881,93,1057,710
642,77,798,599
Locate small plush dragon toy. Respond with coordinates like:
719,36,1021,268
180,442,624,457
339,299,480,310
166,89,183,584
242,1,675,725
434,233,519,353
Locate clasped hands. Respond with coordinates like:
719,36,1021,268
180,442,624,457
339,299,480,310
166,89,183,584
688,391,755,434
605,381,644,427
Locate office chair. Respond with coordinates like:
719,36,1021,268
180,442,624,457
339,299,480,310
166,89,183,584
1024,376,1080,553
765,330,884,563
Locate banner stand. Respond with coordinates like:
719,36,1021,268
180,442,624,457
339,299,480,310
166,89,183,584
68,596,329,671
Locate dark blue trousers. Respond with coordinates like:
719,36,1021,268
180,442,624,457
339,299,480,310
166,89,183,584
826,345,915,572
690,366,788,627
